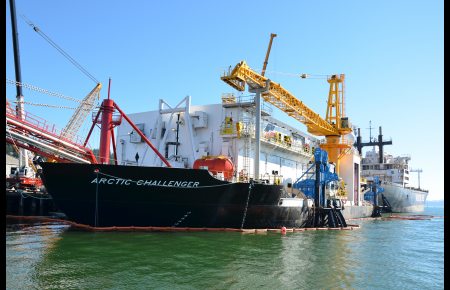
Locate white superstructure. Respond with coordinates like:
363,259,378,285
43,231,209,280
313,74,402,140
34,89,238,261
116,94,317,183
115,94,366,208
361,148,412,186
361,148,428,212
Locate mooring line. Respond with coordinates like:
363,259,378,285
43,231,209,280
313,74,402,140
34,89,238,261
240,180,253,229
94,170,99,227
19,191,52,200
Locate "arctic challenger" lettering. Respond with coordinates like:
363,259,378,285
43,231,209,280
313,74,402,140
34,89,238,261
90,177,200,187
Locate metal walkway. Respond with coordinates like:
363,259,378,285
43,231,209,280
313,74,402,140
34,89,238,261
6,101,96,164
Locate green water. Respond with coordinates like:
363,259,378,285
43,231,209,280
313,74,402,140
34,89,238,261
6,207,444,289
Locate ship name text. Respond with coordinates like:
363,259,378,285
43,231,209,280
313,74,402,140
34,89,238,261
91,177,200,187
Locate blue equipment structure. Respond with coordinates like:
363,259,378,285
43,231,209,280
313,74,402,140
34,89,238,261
364,176,391,217
293,148,347,227
363,176,384,202
294,148,338,201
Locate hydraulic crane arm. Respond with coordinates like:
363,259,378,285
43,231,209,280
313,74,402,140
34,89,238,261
221,61,339,136
261,33,277,77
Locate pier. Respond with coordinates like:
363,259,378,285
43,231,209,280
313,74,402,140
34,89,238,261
6,189,60,217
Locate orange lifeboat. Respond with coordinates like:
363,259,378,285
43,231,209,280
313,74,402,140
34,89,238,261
193,156,234,181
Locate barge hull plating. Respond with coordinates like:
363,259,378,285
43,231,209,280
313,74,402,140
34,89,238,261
40,162,310,229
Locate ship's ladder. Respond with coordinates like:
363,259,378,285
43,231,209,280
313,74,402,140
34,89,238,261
243,130,252,181
238,117,253,181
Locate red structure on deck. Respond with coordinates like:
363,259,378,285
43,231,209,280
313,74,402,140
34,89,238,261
6,78,171,168
85,78,172,167
6,100,97,164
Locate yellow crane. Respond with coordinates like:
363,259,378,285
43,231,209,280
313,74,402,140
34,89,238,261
261,33,277,77
221,61,353,174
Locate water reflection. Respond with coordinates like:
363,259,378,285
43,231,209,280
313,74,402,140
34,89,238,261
6,208,444,290
34,230,289,289
6,221,69,290
22,227,364,289
277,230,362,289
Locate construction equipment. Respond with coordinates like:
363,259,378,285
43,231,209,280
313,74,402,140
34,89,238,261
61,83,102,142
363,176,392,216
261,33,277,77
221,61,353,174
5,140,44,191
293,148,340,201
294,148,347,227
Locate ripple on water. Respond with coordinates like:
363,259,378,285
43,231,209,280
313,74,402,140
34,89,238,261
6,209,444,290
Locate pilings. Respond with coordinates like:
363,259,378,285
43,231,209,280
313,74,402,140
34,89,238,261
6,189,59,217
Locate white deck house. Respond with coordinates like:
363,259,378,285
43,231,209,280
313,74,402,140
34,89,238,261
115,94,362,206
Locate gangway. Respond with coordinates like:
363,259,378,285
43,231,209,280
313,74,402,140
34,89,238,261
6,100,97,164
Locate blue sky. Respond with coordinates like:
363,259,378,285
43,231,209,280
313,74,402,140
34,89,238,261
6,0,443,200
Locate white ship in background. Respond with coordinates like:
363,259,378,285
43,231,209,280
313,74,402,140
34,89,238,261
356,125,428,213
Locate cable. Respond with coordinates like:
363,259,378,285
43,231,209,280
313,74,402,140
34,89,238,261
7,79,100,108
7,79,82,103
8,99,83,110
20,14,99,84
263,70,331,79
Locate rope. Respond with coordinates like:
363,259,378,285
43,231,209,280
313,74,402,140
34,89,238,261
6,79,82,103
19,191,52,200
261,69,331,79
20,15,99,84
8,99,80,110
240,180,253,229
95,171,99,227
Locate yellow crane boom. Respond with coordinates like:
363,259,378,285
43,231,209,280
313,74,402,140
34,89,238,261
261,33,277,77
221,61,348,136
221,60,353,172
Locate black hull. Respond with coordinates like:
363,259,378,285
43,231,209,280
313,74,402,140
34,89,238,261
40,163,310,229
